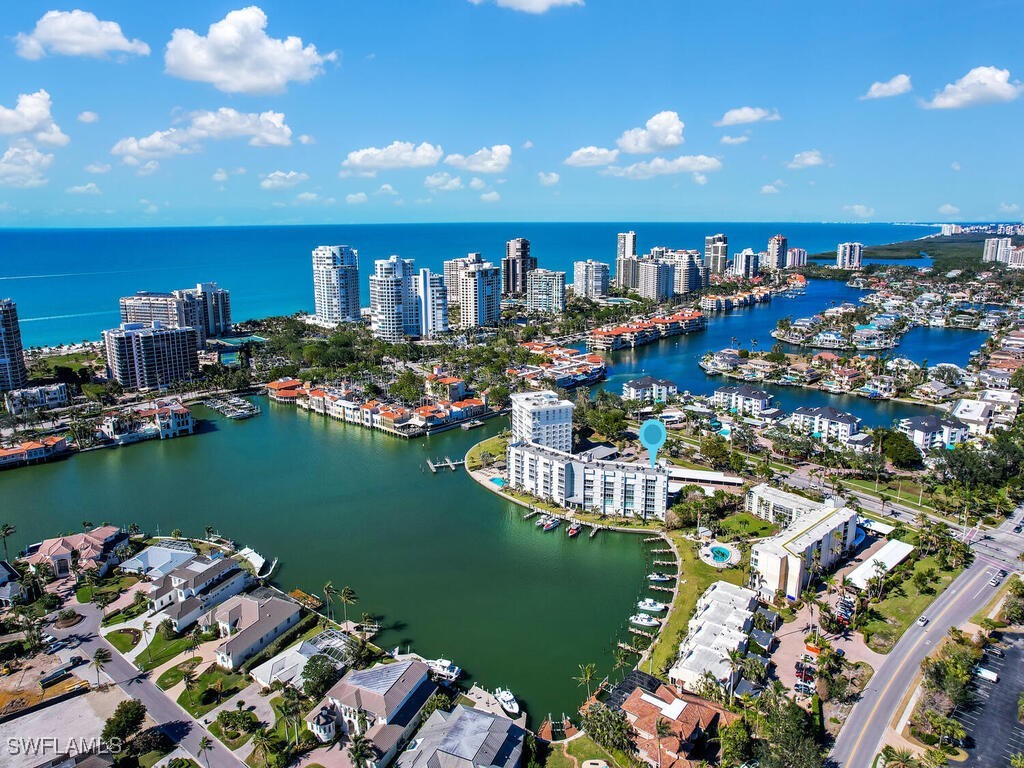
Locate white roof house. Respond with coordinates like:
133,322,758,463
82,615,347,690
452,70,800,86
846,539,916,591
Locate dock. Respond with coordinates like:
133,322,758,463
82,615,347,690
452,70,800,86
653,560,675,566
642,537,662,543
649,548,672,554
616,642,641,654
628,627,656,639
204,396,261,420
649,585,673,594
464,685,527,728
426,456,466,473
522,509,541,520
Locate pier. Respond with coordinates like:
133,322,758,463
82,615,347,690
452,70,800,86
642,536,662,543
616,642,641,654
426,456,466,473
649,585,673,594
522,509,541,520
649,548,672,554
653,559,675,566
628,627,656,639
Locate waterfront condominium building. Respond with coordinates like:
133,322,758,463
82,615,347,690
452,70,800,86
417,268,448,338
983,237,1013,264
617,231,637,261
369,255,421,343
506,441,670,520
785,247,808,269
615,254,640,290
766,234,788,270
457,261,502,329
663,250,708,295
526,269,566,314
836,242,863,270
103,322,200,390
312,245,361,325
573,260,610,300
120,282,231,347
637,259,674,302
442,252,485,306
731,248,760,279
0,298,28,392
501,237,536,296
705,233,729,274
510,390,574,452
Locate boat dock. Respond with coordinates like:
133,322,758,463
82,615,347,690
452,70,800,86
205,396,261,420
653,559,674,566
518,505,608,538
643,536,662,543
650,548,672,554
616,642,641,654
426,456,466,473
649,585,673,594
628,627,655,639
464,685,527,728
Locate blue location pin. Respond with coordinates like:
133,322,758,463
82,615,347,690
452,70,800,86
639,419,668,469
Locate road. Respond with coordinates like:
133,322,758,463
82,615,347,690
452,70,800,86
50,604,244,768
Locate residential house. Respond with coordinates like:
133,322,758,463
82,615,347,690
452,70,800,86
149,554,250,632
898,414,969,454
0,561,24,606
23,525,127,578
396,705,525,768
912,381,959,402
950,399,995,436
0,435,69,469
978,389,1021,427
203,593,302,670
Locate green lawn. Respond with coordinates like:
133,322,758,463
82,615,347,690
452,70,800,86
717,511,778,540
76,574,141,605
176,664,251,718
136,633,193,672
860,554,961,653
565,734,634,768
209,714,257,750
156,658,202,690
646,536,746,676
466,434,509,470
105,628,140,653
101,599,149,627
545,744,574,768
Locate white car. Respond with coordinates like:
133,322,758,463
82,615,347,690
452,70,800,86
916,616,929,627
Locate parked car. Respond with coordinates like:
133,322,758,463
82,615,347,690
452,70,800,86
45,641,68,654
986,647,1004,658
794,683,814,695
796,672,815,683
41,634,56,645
835,648,845,658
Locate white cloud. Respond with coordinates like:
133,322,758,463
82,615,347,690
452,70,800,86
296,192,319,202
260,170,309,190
0,141,54,188
861,74,912,100
616,111,684,154
469,177,486,190
951,161,961,171
77,111,99,124
15,10,149,60
601,155,722,180
714,106,781,127
720,135,749,145
786,149,824,169
925,66,1023,109
376,183,398,195
0,90,69,147
139,198,159,215
111,108,293,163
212,168,230,182
346,192,368,205
445,144,511,173
843,203,875,218
522,140,534,149
165,6,335,94
66,182,101,195
85,162,111,174
424,172,463,191
761,183,780,194
468,0,583,13
480,190,501,202
938,203,960,216
342,141,443,175
692,173,708,185
997,202,1019,214
298,134,315,145
564,146,619,167
538,171,560,186
135,160,159,176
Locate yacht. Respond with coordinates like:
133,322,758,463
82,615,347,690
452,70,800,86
427,658,461,682
543,517,561,532
637,598,668,613
535,515,551,527
647,572,672,582
494,687,520,716
629,613,661,628
567,522,582,538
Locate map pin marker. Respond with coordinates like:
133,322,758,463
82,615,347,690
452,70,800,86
639,419,668,469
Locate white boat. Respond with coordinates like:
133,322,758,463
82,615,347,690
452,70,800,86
647,572,672,582
629,613,661,628
427,658,461,681
535,515,551,527
494,687,520,715
637,598,668,613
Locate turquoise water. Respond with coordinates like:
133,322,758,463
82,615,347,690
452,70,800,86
711,547,731,563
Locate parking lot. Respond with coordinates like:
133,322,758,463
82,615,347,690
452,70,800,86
953,631,1024,767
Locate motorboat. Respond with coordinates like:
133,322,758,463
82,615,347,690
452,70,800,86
629,613,661,628
535,515,551,527
637,598,668,613
543,517,561,532
567,522,582,538
494,687,520,715
427,658,461,682
647,572,672,582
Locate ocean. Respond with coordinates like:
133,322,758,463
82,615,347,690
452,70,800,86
0,222,937,347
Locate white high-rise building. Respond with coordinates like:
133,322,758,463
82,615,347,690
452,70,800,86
983,237,1013,263
616,255,640,290
312,245,361,325
417,268,448,338
103,322,199,390
442,252,484,306
120,282,231,348
663,250,707,294
573,260,610,300
526,269,566,314
637,259,674,302
457,262,502,329
732,248,760,279
369,255,419,343
510,390,574,452
705,234,729,274
836,242,863,270
785,247,808,268
617,231,637,261
766,234,788,270
0,298,28,393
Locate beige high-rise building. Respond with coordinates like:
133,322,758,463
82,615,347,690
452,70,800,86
457,262,502,329
443,252,484,306
501,238,536,296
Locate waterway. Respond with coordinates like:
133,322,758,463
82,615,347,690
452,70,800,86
0,406,653,721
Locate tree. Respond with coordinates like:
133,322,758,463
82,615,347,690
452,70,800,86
880,745,921,768
348,733,375,768
574,662,597,701
197,735,213,768
322,581,338,622
420,691,454,720
90,647,111,687
654,718,673,768
250,727,274,768
303,654,341,700
719,718,752,768
101,699,147,744
0,523,15,562
338,585,358,626
182,669,198,707
1010,754,1024,768
141,620,153,664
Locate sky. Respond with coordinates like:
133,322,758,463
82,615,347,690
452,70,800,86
0,0,1023,226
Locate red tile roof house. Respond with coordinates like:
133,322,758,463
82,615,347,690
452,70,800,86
23,525,128,579
620,684,737,768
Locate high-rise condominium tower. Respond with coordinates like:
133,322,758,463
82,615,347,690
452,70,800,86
836,242,863,269
502,238,536,296
573,260,610,299
705,234,729,274
0,299,28,392
312,245,361,325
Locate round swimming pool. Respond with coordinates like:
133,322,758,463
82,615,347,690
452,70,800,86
700,540,741,569
711,546,731,563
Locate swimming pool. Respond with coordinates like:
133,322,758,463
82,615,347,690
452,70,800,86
490,478,507,488
711,546,731,563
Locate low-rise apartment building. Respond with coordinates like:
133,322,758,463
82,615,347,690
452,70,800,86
898,413,969,454
3,383,69,415
712,384,772,416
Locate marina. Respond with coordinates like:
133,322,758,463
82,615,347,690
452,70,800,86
203,395,261,420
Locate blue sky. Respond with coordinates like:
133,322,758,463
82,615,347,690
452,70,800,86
0,0,1022,226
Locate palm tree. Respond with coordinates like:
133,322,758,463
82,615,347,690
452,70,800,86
189,627,202,657
348,733,375,768
182,669,198,708
1010,754,1024,768
574,662,597,701
338,585,358,626
880,745,920,768
81,521,93,532
250,727,274,768
0,523,16,562
204,525,216,541
654,717,673,768
141,620,153,663
90,647,111,687
322,581,338,622
726,649,744,707
197,735,213,768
